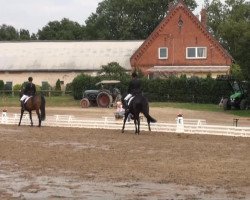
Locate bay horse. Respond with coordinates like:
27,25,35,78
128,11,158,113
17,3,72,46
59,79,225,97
122,94,156,134
18,94,46,127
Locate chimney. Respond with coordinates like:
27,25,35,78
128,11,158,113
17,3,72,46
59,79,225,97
200,8,207,28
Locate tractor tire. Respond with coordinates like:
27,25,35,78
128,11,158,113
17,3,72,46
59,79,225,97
240,99,248,110
223,98,231,110
80,98,90,108
97,92,112,108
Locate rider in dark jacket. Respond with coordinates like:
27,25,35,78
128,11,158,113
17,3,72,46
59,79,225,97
124,72,142,109
23,77,36,96
20,77,36,109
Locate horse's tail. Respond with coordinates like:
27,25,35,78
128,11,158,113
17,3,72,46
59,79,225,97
143,112,157,123
40,95,46,121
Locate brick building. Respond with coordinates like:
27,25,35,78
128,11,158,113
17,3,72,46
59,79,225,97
130,0,233,78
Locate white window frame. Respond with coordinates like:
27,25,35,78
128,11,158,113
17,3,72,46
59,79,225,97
186,47,207,59
158,47,168,59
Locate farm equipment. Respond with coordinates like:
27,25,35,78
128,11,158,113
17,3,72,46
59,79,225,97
80,80,122,108
217,75,248,110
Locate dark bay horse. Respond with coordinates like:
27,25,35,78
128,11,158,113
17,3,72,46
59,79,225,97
122,94,156,134
18,94,46,127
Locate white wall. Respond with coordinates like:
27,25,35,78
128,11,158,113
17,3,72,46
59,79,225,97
0,71,96,89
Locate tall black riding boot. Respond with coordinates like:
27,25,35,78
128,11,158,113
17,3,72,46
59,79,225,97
21,101,25,110
125,100,129,112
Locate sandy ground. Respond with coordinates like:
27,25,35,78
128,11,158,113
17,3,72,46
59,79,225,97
0,107,250,199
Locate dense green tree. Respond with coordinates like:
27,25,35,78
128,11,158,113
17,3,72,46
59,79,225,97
0,24,19,40
98,62,128,78
207,0,250,80
19,29,30,40
84,0,197,40
37,18,85,40
30,33,37,40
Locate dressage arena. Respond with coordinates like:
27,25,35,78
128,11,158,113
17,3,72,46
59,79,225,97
0,107,250,199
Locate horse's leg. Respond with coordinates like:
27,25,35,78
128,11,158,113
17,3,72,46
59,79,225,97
138,117,140,134
29,111,33,126
122,111,129,133
36,109,41,127
133,114,140,134
18,109,24,126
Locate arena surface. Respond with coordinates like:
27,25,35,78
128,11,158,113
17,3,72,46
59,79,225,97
0,107,250,199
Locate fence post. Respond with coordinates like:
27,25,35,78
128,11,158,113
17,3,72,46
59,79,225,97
176,113,184,133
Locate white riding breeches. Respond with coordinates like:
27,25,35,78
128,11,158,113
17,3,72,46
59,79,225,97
124,93,132,101
128,96,134,106
124,94,134,106
20,95,30,103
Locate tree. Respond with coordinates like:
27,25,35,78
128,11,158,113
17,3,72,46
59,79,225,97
37,18,85,40
98,62,128,78
30,33,38,40
207,0,250,79
84,0,197,40
19,29,30,40
0,24,19,40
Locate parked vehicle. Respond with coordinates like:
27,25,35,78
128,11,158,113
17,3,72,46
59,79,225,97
80,80,122,108
217,75,248,110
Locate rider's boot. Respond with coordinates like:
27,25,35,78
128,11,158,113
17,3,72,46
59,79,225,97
21,100,25,110
124,100,129,112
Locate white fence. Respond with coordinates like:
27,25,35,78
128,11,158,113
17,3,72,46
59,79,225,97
1,112,250,137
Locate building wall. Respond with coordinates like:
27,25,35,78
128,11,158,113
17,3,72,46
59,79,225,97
0,71,96,90
131,5,232,75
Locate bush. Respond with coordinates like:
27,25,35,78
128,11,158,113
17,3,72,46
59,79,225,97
13,84,22,96
0,80,4,90
72,74,100,100
71,71,236,104
41,81,52,96
53,79,62,96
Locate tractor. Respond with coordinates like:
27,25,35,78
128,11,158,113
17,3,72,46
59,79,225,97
217,75,248,110
80,80,122,108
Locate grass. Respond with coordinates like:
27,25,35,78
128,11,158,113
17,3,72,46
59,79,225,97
0,95,80,107
1,95,250,117
150,102,250,117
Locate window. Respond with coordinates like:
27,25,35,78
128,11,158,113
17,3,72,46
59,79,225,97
186,47,207,59
158,47,168,59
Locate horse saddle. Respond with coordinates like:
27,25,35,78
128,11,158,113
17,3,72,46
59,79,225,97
24,96,32,104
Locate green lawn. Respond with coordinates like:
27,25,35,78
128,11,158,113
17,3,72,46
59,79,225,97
150,102,250,117
1,95,250,117
0,95,80,107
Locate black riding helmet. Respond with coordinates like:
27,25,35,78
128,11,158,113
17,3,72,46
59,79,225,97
28,77,33,82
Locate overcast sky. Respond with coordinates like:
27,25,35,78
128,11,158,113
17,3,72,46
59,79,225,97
0,0,209,34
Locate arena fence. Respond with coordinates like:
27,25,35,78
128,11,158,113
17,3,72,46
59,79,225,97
1,112,250,137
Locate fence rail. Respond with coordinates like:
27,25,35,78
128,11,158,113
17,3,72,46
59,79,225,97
1,113,250,137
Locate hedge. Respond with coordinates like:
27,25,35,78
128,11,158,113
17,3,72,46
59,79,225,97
71,74,249,104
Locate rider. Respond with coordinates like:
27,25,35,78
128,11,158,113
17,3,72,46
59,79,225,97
20,77,36,109
124,71,142,110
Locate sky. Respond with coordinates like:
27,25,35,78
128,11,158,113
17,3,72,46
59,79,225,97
0,0,209,34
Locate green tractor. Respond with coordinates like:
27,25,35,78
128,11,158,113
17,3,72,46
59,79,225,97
217,75,248,110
